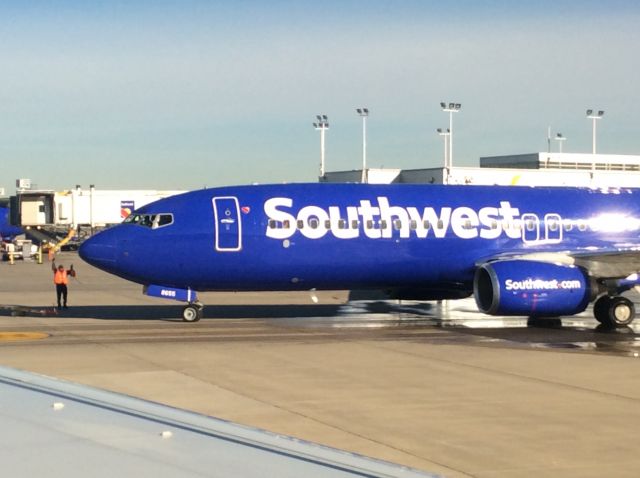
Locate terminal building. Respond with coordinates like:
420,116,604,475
321,152,640,188
6,181,184,248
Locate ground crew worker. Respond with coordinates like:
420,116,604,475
52,260,75,309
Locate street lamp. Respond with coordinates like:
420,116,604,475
555,133,566,153
313,114,329,178
586,109,604,155
440,102,461,171
356,108,369,183
437,128,450,183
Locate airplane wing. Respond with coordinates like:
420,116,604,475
571,250,640,278
0,366,437,478
480,249,640,279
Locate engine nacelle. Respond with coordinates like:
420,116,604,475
474,260,592,317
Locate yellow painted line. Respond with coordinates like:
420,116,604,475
0,332,50,342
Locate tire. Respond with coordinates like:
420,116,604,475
609,296,635,326
593,295,635,327
593,296,612,325
182,305,201,322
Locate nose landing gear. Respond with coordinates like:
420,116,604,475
182,301,204,322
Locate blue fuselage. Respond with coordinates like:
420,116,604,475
79,183,640,300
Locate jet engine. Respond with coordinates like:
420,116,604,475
474,260,593,317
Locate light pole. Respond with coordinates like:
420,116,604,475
555,133,566,153
89,184,95,236
440,102,461,171
437,128,450,183
586,109,604,154
356,108,369,183
313,115,329,178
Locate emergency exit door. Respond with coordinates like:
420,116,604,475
212,197,242,251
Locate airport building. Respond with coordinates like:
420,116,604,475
321,152,640,188
7,181,184,248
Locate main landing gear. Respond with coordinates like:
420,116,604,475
593,295,635,327
182,302,204,322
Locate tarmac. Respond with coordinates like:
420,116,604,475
2,252,640,477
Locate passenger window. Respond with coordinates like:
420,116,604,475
268,219,276,229
338,219,347,229
410,220,417,230
283,220,290,229
424,220,430,230
309,218,319,229
463,220,472,230
351,220,359,229
393,219,402,230
366,220,374,229
324,220,331,229
437,220,444,229
297,219,304,229
577,221,587,232
380,220,387,229
564,221,573,232
490,220,497,230
511,220,522,231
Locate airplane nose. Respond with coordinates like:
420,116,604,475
79,231,117,269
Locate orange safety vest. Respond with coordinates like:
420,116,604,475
54,270,68,285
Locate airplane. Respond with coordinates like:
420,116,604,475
0,365,433,478
0,199,23,242
79,183,640,327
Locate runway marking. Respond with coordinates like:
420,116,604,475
0,332,49,342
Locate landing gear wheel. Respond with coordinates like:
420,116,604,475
610,297,635,326
594,295,635,327
182,304,202,322
593,296,611,324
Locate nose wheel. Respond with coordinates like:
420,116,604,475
182,302,204,322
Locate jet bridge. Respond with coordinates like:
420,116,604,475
10,187,185,243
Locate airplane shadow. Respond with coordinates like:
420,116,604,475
0,300,434,322
1,304,349,321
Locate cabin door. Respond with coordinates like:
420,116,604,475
212,196,242,252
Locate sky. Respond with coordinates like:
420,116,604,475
1,0,640,193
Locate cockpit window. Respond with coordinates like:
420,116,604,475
124,213,174,229
155,214,173,227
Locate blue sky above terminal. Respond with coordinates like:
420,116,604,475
1,1,639,191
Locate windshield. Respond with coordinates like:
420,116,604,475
123,213,174,229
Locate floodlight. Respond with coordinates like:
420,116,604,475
586,108,605,154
